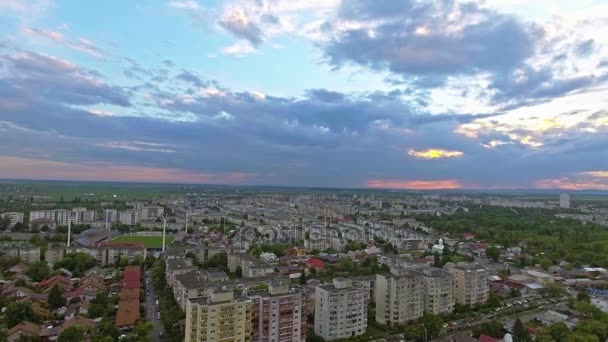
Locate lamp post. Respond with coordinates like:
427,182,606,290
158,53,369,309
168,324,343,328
422,323,428,342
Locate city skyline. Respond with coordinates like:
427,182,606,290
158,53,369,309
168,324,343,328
1,0,608,189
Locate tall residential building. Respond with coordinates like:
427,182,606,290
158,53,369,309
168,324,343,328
444,262,489,305
0,212,24,228
375,271,424,326
250,283,307,342
141,206,164,220
103,210,118,224
422,268,455,315
29,209,72,226
559,193,571,209
185,290,253,342
119,210,141,226
314,278,367,341
71,207,96,223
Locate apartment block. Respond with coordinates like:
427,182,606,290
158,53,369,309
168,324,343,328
0,241,41,264
141,206,164,220
119,210,141,226
444,262,489,305
314,278,367,341
185,290,253,342
71,208,96,223
103,210,118,224
375,271,424,326
1,212,24,228
250,283,307,342
30,209,72,226
422,268,454,315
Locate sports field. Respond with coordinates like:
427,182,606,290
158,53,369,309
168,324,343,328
110,235,174,248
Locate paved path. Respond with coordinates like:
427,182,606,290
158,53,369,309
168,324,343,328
145,270,165,341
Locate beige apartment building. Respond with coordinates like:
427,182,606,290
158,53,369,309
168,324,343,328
185,289,253,342
444,262,489,305
375,270,424,326
422,268,455,315
314,278,367,340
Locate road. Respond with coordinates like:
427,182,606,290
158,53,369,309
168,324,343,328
145,270,165,342
432,298,568,341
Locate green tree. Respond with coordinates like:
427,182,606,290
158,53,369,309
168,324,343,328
512,318,530,342
473,320,504,339
565,332,600,342
575,320,608,341
135,321,154,339
549,322,571,342
404,324,426,342
485,246,500,262
299,271,307,285
26,261,51,282
4,302,40,329
47,283,67,310
420,314,443,338
544,282,567,297
577,292,591,302
58,326,84,342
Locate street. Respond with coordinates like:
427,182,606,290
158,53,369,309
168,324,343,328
145,270,165,342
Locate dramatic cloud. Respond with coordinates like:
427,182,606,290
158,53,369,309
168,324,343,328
324,0,538,82
219,7,264,46
0,1,607,189
408,148,463,159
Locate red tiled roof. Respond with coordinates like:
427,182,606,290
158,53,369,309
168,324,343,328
124,271,140,281
124,265,142,274
123,280,140,288
307,258,324,268
39,275,72,288
478,334,501,342
116,299,139,327
67,288,83,298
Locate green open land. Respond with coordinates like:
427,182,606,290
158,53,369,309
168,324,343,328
110,235,174,248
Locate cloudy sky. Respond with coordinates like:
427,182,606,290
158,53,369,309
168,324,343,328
0,0,607,189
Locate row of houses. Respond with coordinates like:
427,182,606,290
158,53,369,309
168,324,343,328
116,265,141,330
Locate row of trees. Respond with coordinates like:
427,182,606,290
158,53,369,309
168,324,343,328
417,206,608,268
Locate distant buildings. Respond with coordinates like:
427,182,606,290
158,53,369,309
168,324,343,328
0,241,41,263
445,262,489,306
314,278,367,340
560,193,571,209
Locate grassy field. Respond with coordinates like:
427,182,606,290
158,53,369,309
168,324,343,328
110,235,174,248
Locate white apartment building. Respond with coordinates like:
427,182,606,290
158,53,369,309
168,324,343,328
375,271,424,326
71,207,96,223
119,210,141,226
560,193,571,209
103,209,118,224
315,278,367,340
422,268,455,315
444,262,489,305
1,212,24,228
141,206,164,220
29,209,72,226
